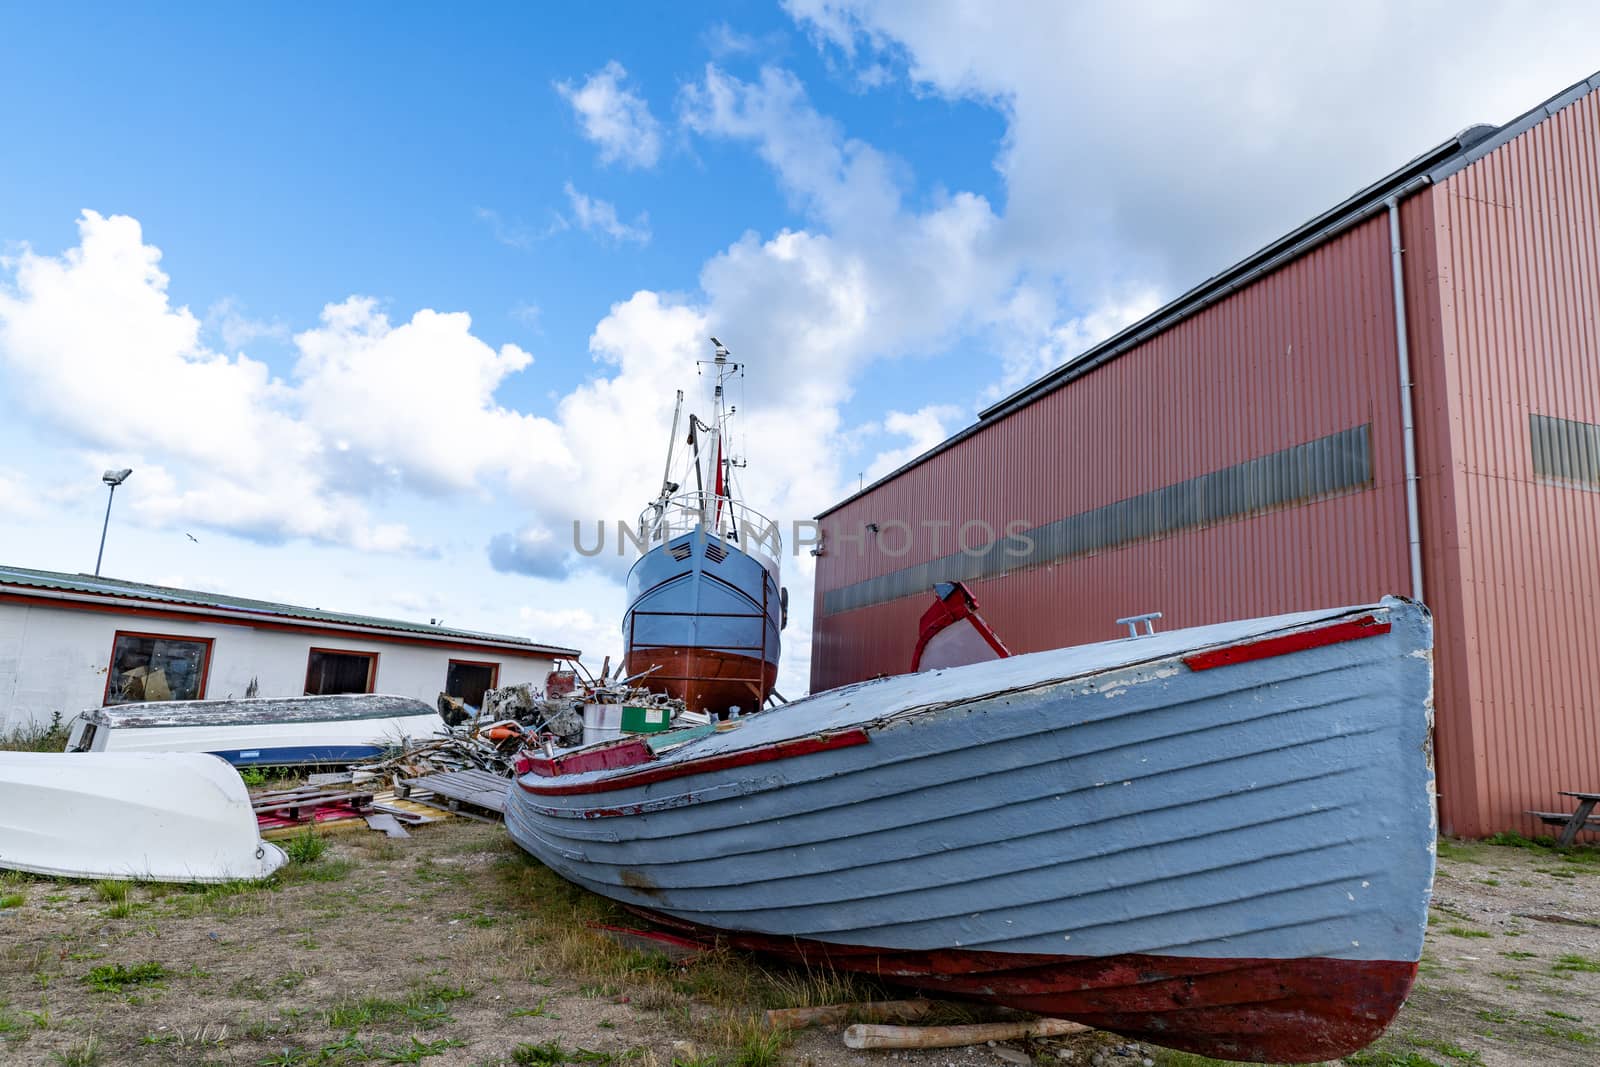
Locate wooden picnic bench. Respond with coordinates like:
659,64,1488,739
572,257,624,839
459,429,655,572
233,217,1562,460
1527,791,1600,846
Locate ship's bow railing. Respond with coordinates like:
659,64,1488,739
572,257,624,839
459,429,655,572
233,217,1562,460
638,493,782,575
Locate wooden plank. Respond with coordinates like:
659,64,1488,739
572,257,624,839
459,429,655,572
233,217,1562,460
399,770,509,814
402,794,500,824
1525,804,1600,846
844,1018,1091,1049
1560,798,1599,846
364,814,411,839
252,790,373,814
369,802,437,825
764,999,931,1031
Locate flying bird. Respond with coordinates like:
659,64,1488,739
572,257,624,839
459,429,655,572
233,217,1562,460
185,533,198,543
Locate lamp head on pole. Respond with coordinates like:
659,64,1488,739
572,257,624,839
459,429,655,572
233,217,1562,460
102,469,132,487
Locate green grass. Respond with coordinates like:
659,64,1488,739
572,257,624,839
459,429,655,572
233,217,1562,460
1443,926,1493,939
49,1037,101,1066
1408,1037,1482,1062
1498,950,1537,960
81,961,166,993
1343,1050,1444,1066
1483,831,1600,867
1546,1009,1582,1021
1537,1023,1594,1044
0,891,24,909
1,712,70,753
283,827,329,864
373,1036,465,1063
93,881,129,903
323,983,471,1031
1434,838,1482,862
732,1026,784,1067
512,1041,571,1066
509,996,559,1018
1553,953,1600,973
278,858,353,887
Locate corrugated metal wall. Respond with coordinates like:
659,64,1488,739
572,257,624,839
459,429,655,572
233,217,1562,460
1415,89,1600,836
813,214,1413,699
812,86,1600,838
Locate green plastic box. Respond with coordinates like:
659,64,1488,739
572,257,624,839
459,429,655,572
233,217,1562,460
620,705,672,733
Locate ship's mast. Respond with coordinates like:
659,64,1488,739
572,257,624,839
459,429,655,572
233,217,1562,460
698,336,742,533
656,390,684,505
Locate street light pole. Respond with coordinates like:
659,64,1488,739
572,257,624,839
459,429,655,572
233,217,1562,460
95,469,133,577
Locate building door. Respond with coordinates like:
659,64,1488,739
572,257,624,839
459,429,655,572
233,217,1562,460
446,660,498,711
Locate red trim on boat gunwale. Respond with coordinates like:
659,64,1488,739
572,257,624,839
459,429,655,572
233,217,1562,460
626,908,1416,1064
1182,615,1391,672
517,727,871,797
521,738,655,778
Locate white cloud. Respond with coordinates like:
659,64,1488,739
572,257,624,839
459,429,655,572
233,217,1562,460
562,183,652,245
864,404,967,483
488,524,568,579
556,60,663,169
784,1,1600,291
982,284,1164,398
473,206,540,249
516,603,624,671
0,469,45,522
0,212,361,543
0,212,577,553
206,297,289,351
291,297,567,498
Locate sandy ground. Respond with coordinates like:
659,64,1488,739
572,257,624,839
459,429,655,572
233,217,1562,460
1,817,1596,1067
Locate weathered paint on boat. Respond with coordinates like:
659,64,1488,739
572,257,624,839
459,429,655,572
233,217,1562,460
508,597,1436,1063
66,694,442,765
622,529,781,714
0,752,286,883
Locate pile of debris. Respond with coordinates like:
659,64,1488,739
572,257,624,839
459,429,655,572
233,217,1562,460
355,666,689,783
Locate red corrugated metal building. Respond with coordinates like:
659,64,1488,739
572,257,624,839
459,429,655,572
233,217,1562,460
811,71,1600,838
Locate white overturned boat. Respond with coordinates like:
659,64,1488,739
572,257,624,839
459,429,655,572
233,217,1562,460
0,752,286,883
66,694,443,767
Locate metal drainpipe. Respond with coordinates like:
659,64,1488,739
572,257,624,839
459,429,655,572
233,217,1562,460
1386,196,1425,604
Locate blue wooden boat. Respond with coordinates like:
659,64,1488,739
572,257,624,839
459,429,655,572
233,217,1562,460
508,597,1435,1063
623,340,784,714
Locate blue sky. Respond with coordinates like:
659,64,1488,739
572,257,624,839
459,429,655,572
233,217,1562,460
0,5,1002,410
3,2,1598,694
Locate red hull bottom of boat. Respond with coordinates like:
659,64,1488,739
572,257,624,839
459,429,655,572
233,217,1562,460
636,911,1416,1063
624,647,776,715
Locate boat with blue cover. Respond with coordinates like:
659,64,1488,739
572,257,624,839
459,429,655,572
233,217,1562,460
623,338,784,715
508,596,1436,1063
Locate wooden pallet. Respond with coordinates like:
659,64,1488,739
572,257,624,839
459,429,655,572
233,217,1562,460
396,769,511,823
258,790,443,840
252,785,374,823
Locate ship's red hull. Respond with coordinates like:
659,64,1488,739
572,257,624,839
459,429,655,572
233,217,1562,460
636,911,1416,1063
624,646,776,715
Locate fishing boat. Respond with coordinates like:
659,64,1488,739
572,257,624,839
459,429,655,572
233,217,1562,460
0,752,286,882
623,338,784,715
64,693,442,766
507,597,1436,1063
